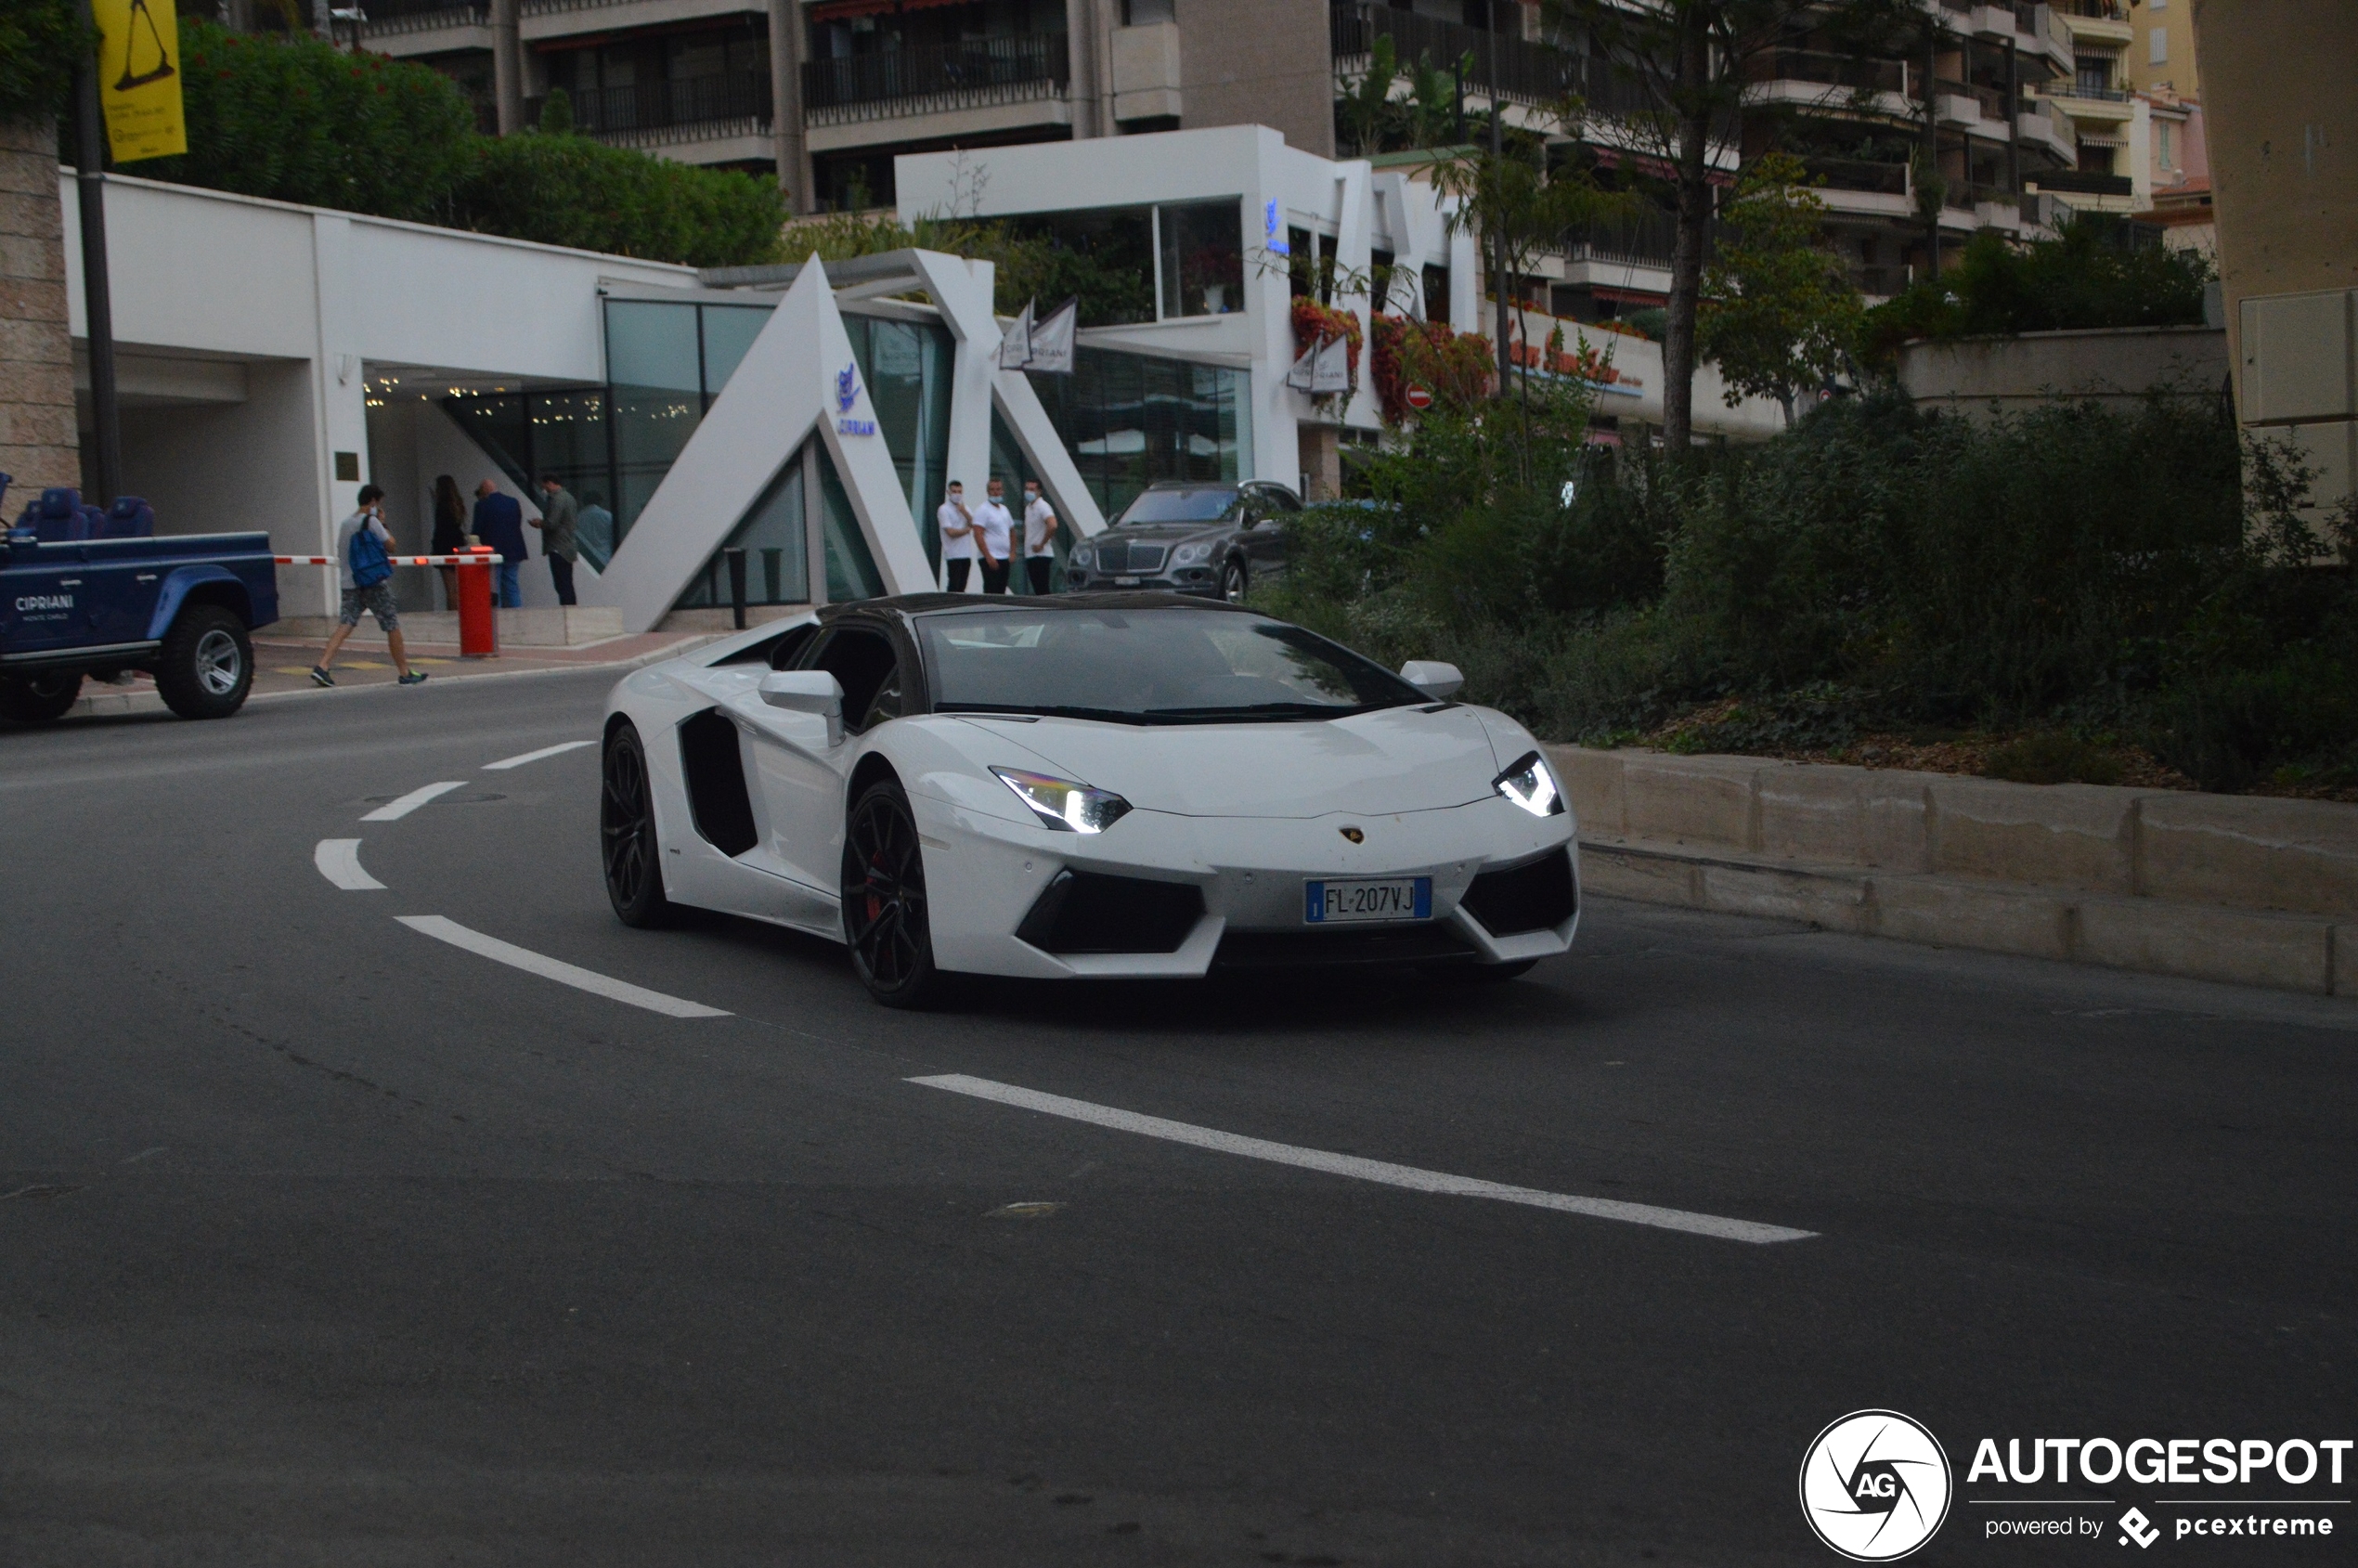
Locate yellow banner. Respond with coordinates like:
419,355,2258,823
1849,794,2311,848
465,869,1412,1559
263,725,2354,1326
92,0,187,162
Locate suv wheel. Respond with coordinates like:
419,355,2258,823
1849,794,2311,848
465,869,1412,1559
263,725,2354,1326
1220,557,1249,603
0,671,83,723
155,605,253,719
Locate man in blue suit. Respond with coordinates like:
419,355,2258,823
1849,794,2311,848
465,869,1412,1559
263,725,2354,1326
472,480,529,608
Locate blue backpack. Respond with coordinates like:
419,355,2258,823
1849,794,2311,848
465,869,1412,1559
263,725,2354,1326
347,517,392,589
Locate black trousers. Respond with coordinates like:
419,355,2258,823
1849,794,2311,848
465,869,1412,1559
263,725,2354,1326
979,559,1011,594
944,558,971,591
548,554,577,606
1025,556,1054,595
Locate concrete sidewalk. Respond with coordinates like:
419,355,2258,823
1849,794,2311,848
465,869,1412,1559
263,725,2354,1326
59,629,715,719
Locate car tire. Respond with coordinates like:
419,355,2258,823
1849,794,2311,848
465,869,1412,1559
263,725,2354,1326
0,671,84,723
602,722,677,928
1220,557,1249,603
154,605,253,719
841,776,950,1009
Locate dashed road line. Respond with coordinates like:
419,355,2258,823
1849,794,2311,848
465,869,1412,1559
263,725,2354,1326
485,739,595,771
314,838,384,891
362,782,466,822
907,1074,1816,1245
395,915,730,1018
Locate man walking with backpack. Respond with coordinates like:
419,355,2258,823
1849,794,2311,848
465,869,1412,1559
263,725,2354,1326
311,485,427,688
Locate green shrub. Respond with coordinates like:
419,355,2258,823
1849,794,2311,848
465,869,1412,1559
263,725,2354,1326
148,22,477,223
0,0,93,123
458,131,782,267
1983,732,2124,786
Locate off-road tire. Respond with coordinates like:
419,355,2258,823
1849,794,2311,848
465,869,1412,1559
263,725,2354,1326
154,605,253,719
0,671,83,723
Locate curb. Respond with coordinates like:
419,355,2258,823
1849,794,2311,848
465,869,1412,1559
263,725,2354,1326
1580,835,2357,999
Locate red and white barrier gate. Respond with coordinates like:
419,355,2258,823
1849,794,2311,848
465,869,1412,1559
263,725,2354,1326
276,549,507,658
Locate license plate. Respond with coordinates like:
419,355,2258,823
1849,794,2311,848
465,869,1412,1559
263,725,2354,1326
1304,876,1432,924
1115,575,1140,585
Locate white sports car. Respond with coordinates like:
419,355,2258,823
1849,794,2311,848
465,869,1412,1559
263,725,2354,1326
601,594,1579,1006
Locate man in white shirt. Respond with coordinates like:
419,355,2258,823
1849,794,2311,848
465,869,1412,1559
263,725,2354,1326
936,480,977,591
1021,478,1059,595
311,484,425,688
975,478,1017,595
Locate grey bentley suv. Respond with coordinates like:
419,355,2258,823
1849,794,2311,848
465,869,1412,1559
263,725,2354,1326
1062,480,1302,602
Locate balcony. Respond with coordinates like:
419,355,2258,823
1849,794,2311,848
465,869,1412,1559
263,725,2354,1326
2026,167,2133,195
1801,156,1910,197
1749,49,1907,97
1328,2,1572,108
359,0,486,40
551,71,771,147
802,33,1069,125
1563,206,1681,270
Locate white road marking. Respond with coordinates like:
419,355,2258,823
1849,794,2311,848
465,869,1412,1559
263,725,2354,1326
395,915,729,1018
362,782,465,822
908,1074,1816,1246
314,838,385,891
485,739,595,771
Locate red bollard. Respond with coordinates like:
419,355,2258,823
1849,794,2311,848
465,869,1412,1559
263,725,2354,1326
458,546,498,658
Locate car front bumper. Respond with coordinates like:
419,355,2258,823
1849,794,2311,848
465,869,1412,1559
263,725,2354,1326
905,786,1580,979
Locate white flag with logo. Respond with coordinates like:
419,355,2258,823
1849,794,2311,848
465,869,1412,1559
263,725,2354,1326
1026,296,1078,375
1286,341,1318,392
1311,332,1352,395
996,299,1034,370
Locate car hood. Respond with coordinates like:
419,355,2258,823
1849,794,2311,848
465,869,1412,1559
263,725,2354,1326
1089,523,1228,543
962,704,1504,817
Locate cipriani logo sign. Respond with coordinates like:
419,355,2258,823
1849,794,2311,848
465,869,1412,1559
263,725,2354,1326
834,362,875,436
1799,1410,1954,1562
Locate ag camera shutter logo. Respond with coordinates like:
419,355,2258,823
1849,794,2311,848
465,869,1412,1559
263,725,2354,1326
1799,1410,1953,1562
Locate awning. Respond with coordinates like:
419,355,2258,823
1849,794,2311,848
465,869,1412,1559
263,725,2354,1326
1590,145,1737,188
810,0,970,20
1590,285,1665,306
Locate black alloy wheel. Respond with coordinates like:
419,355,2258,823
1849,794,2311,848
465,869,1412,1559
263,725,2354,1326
841,777,947,1008
602,723,674,927
1220,557,1249,603
0,671,84,723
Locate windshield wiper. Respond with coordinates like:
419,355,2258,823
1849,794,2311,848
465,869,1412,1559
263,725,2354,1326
939,702,1142,723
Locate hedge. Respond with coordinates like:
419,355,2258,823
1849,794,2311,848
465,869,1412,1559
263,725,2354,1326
0,0,92,124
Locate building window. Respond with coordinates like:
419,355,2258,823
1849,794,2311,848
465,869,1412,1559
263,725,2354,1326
2157,121,2175,169
675,450,810,610
1422,263,1451,323
2075,54,2113,94
1025,346,1250,521
2148,27,2167,65
1158,200,1244,317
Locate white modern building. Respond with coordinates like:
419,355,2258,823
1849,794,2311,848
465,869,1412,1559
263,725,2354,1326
59,123,1778,635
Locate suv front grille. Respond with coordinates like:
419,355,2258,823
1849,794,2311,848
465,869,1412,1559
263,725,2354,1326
1096,540,1167,574
1459,848,1576,936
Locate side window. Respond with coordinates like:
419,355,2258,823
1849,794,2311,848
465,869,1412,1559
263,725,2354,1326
808,627,903,734
1263,486,1302,513
764,623,820,670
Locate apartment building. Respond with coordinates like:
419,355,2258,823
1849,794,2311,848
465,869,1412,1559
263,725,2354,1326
2119,0,2195,97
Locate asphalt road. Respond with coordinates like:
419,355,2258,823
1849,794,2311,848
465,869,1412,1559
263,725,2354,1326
5,669,2354,1567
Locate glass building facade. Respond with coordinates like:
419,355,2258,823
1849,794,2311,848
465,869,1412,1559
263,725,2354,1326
1024,347,1250,524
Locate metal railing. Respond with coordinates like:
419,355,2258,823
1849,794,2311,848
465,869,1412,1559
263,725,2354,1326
2027,167,2133,195
358,0,486,35
1328,2,1573,106
2056,0,2127,19
560,72,771,138
1562,206,1681,270
2049,80,2131,101
1751,48,1906,95
1801,156,1910,197
802,32,1069,122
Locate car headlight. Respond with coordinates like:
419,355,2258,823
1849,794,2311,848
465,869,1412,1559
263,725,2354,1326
1171,541,1211,566
1492,751,1563,817
991,767,1133,833
1071,545,1095,567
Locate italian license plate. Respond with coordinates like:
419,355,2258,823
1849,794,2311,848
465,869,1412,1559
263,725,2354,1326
1304,876,1432,925
1115,575,1140,585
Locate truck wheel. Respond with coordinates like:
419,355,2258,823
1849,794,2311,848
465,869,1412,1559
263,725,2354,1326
0,671,83,723
155,605,253,719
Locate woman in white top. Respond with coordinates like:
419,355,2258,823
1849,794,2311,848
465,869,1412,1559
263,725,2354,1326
937,481,977,591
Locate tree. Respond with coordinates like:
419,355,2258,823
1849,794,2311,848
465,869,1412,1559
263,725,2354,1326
1698,151,1860,423
1545,0,1913,454
0,0,95,123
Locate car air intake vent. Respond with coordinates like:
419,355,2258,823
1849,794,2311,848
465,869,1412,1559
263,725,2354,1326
1095,540,1166,574
678,708,758,856
1017,870,1204,954
1213,926,1478,968
1460,847,1576,936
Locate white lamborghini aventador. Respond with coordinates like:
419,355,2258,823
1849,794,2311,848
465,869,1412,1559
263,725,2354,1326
600,594,1579,1006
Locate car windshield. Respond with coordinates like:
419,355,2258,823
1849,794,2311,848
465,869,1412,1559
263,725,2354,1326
918,607,1428,724
1113,486,1240,525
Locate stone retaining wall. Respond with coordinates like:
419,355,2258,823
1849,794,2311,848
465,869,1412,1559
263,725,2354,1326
0,118,77,498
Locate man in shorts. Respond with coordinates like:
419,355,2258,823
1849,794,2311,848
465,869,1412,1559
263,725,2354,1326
312,485,428,688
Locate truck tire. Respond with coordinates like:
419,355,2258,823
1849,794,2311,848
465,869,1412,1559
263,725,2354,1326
0,671,83,723
155,604,253,719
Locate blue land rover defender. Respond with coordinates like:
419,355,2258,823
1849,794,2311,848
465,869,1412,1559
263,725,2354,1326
0,477,280,723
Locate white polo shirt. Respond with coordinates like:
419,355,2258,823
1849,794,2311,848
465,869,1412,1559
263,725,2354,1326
1023,495,1057,557
974,499,1015,561
937,499,977,561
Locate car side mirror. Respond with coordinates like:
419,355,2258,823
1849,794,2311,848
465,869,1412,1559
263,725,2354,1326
758,669,846,744
1399,660,1464,700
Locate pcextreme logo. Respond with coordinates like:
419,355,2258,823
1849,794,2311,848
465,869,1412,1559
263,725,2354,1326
1800,1410,1954,1562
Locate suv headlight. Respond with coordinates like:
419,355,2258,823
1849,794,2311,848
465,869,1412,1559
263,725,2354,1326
1070,544,1095,567
1171,541,1211,566
1492,751,1563,817
991,767,1133,833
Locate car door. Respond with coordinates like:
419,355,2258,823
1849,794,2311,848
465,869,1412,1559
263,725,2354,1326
0,539,91,654
79,540,167,649
731,622,908,893
1242,484,1294,572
